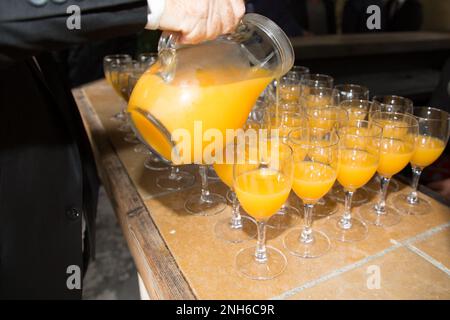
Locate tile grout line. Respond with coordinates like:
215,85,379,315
271,221,450,300
402,221,450,245
270,242,403,300
403,243,450,277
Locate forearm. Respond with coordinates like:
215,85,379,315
0,0,148,64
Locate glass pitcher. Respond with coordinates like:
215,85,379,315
128,13,294,164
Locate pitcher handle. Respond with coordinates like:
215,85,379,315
157,32,180,82
158,31,180,52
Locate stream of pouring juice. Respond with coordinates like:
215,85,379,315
128,68,272,163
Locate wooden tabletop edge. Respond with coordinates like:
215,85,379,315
72,88,196,300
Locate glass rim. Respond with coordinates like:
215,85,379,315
288,127,340,149
290,65,310,73
103,54,132,61
413,106,450,121
339,99,372,107
371,111,419,129
335,83,369,92
372,95,413,106
338,120,383,138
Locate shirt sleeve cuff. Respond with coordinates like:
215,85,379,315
146,0,166,30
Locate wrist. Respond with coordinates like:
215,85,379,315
146,0,167,30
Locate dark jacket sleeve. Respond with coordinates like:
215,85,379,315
0,0,148,64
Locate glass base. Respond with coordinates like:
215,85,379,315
156,170,195,191
119,123,132,132
184,193,227,216
283,228,331,258
267,204,300,229
235,246,287,280
111,111,126,122
358,203,401,227
330,185,370,205
392,193,432,216
124,133,140,144
325,216,368,242
134,144,150,154
365,177,399,194
214,216,257,244
144,158,169,171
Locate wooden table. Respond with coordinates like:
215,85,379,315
73,80,450,300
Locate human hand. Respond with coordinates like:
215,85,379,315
158,0,245,44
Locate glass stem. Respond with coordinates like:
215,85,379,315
407,167,422,205
339,190,354,230
230,191,243,229
255,221,267,263
301,204,314,244
199,165,211,202
375,176,390,215
168,166,179,180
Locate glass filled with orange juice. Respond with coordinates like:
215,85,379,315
330,99,373,206
325,121,382,242
360,112,418,227
263,109,308,229
392,107,449,215
365,96,414,194
213,139,257,243
283,128,339,258
234,138,294,280
103,54,132,122
302,105,347,218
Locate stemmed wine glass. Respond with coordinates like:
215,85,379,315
213,140,257,243
325,120,382,242
264,107,307,229
184,165,227,216
359,112,419,227
330,99,373,205
156,165,195,191
392,107,450,215
364,96,414,193
303,105,348,218
234,137,294,279
283,127,338,258
103,54,132,122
